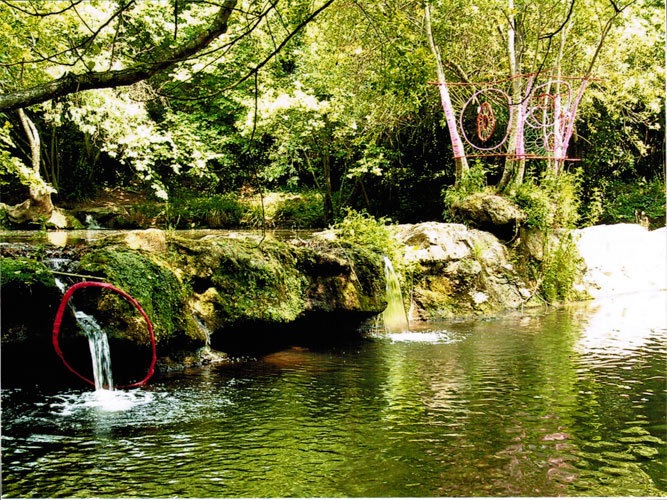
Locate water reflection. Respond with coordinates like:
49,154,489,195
2,292,665,497
0,228,315,247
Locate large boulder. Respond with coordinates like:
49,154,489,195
451,192,526,240
167,235,385,349
394,222,534,320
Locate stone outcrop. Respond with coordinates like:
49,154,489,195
450,192,526,240
393,222,535,320
2,222,665,386
1,230,386,384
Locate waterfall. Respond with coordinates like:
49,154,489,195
382,257,409,333
75,311,115,391
47,258,114,391
85,214,102,229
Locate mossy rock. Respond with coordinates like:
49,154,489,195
451,192,526,240
166,235,385,339
0,257,69,385
167,237,307,328
1,257,61,344
76,247,201,346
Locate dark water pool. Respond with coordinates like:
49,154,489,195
2,292,666,497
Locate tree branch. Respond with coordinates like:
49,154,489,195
539,0,576,40
166,0,336,101
0,0,86,18
0,0,238,111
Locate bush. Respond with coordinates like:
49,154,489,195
538,233,584,303
601,176,665,228
333,208,402,260
442,160,488,219
513,169,581,231
273,193,324,228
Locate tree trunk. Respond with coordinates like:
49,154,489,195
322,143,334,226
8,109,54,224
498,0,526,194
425,3,469,183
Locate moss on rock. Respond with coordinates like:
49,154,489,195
76,247,201,346
0,256,56,290
166,235,385,337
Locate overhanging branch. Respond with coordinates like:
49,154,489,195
0,0,238,112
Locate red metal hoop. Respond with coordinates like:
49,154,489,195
52,281,157,389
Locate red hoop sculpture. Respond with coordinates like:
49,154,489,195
52,281,157,389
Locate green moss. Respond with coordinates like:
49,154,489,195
0,257,56,289
77,248,198,345
414,275,455,318
169,237,309,328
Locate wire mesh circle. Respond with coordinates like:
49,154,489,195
525,80,572,129
459,88,513,151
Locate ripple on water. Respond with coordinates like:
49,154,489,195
2,292,666,498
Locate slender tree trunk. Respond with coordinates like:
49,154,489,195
9,109,54,223
322,151,334,226
498,0,526,194
322,121,334,226
425,3,468,183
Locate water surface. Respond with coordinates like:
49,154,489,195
2,292,665,497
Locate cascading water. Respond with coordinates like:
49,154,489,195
382,256,409,333
75,311,114,391
47,258,115,391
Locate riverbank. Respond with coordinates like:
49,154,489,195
1,222,665,387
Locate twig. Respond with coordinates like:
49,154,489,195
50,270,106,281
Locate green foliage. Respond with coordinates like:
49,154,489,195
538,234,585,304
115,201,164,229
165,194,246,229
330,208,417,291
273,192,324,228
513,169,581,231
442,160,488,217
580,184,606,227
0,0,662,229
332,208,403,264
601,177,666,227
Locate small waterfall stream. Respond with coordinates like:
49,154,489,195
74,311,114,390
48,258,115,391
382,257,409,333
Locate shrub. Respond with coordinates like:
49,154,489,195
332,208,402,262
601,176,666,228
513,169,581,231
538,233,585,303
273,193,324,228
330,208,419,292
442,160,488,219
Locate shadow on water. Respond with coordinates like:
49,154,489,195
2,291,665,497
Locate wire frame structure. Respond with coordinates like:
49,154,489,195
432,73,594,162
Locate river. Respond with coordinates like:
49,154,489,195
1,291,665,497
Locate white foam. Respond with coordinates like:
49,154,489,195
51,389,154,415
383,330,462,344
